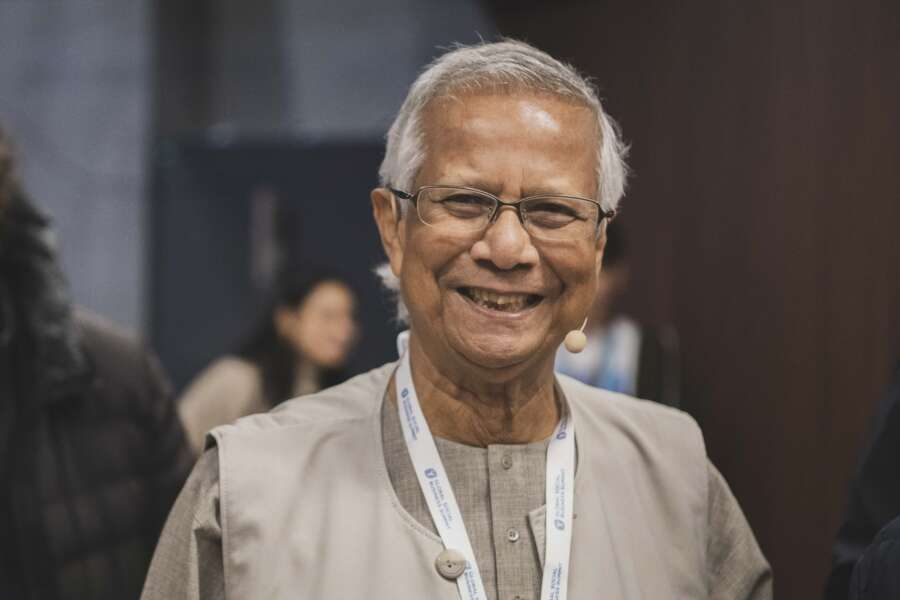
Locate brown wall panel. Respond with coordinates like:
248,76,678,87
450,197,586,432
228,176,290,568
489,1,900,596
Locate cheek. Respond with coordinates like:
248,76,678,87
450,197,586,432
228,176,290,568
291,318,316,350
295,309,332,347
550,245,600,311
400,257,438,319
400,228,470,309
550,242,598,286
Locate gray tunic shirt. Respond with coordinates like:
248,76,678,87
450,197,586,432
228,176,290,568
382,398,548,600
143,393,772,599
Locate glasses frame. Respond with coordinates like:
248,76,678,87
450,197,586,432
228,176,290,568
389,185,616,240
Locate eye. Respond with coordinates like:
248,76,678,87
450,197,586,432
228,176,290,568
438,193,494,219
525,199,585,228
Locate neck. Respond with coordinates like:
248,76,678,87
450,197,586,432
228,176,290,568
293,360,320,395
402,335,559,447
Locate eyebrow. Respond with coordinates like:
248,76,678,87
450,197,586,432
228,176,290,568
436,179,573,198
524,186,573,197
436,177,502,195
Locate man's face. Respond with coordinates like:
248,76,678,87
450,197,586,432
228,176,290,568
376,91,605,377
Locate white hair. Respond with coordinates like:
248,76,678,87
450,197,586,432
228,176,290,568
375,39,629,322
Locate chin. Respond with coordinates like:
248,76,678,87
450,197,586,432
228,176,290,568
312,354,343,370
449,332,546,372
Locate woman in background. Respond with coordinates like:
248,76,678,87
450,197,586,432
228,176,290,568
178,269,358,452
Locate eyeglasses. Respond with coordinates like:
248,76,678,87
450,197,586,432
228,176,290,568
390,185,615,242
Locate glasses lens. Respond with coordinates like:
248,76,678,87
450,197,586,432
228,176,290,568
417,187,494,232
521,196,600,240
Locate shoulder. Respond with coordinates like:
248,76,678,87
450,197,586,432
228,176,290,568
75,309,148,372
74,309,170,400
182,356,261,399
202,356,259,379
206,364,396,503
558,372,707,493
178,357,264,452
850,516,900,599
558,372,701,441
560,373,716,583
864,515,900,555
209,361,396,446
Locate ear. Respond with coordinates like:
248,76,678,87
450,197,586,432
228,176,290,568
371,187,405,277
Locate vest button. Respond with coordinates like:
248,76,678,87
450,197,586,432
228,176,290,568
435,548,468,580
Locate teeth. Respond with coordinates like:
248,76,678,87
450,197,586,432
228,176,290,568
467,288,532,312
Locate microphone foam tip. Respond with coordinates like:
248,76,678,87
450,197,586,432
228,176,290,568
564,330,587,353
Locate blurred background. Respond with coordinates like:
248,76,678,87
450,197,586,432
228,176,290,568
1,0,899,596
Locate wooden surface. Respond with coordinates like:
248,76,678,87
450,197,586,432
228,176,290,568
489,1,900,596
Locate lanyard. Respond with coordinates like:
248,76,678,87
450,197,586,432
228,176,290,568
395,331,575,600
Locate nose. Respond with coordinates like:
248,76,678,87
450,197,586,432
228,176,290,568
469,207,540,270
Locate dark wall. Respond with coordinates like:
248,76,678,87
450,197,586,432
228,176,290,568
490,0,900,596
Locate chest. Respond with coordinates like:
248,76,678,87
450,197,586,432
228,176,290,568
218,424,707,600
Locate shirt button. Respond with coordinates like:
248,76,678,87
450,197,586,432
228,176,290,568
501,454,513,469
435,548,468,580
506,527,520,543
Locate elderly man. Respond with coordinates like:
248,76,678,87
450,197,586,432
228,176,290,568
143,41,771,599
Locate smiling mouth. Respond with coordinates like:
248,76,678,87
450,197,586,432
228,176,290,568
457,287,543,313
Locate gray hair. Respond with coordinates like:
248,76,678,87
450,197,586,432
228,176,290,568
375,39,629,323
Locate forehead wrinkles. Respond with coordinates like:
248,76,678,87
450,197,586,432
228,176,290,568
420,93,598,190
437,93,591,144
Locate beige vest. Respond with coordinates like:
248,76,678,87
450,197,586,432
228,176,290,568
210,362,709,599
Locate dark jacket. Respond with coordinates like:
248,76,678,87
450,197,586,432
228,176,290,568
825,363,900,600
850,515,900,600
0,193,194,599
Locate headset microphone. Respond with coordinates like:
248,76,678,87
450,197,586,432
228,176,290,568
564,317,589,353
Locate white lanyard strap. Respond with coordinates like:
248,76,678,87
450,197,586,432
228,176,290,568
395,331,575,600
541,407,575,600
395,332,488,600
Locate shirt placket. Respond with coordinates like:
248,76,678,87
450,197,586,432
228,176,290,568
487,444,545,600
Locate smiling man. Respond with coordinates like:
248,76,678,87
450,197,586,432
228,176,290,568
143,41,772,600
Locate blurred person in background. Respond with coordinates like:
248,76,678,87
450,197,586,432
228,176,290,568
826,360,900,599
555,222,680,406
0,125,194,599
177,269,358,452
848,513,900,599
